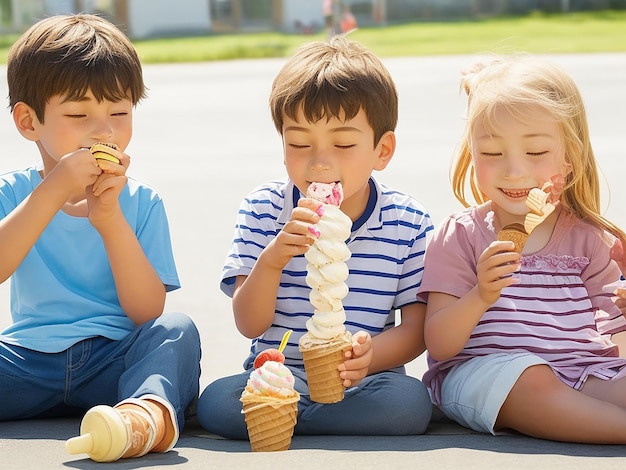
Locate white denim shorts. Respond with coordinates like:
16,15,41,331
440,352,548,434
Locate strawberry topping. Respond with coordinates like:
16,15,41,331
253,348,285,369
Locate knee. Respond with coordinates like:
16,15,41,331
500,364,562,418
497,364,562,431
148,313,201,365
159,312,197,331
156,312,200,342
368,374,432,435
513,364,561,396
395,378,432,434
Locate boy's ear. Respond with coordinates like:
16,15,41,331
374,131,396,171
12,102,40,142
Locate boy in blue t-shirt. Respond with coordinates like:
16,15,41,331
197,36,433,438
0,14,200,462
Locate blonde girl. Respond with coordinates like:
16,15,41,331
418,54,626,443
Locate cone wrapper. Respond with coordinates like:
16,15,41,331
299,332,352,404
241,395,299,452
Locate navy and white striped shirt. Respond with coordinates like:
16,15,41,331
221,177,433,371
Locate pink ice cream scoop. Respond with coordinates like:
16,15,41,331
307,182,344,206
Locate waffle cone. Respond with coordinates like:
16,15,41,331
241,399,298,452
497,223,528,253
300,335,352,404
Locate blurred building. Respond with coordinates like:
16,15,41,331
0,0,623,38
2,0,212,37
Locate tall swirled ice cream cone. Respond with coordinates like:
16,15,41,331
299,182,353,403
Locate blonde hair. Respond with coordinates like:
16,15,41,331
451,54,626,242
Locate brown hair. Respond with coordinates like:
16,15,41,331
269,35,397,146
7,14,146,122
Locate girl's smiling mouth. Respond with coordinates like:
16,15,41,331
501,188,531,199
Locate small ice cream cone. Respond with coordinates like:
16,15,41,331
490,177,563,254
524,202,555,234
525,187,549,215
497,223,529,253
523,185,558,234
241,398,298,452
299,333,352,403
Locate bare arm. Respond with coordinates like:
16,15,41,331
95,210,166,324
88,154,165,324
233,198,322,338
425,241,521,361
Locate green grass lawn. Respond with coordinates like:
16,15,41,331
1,10,625,64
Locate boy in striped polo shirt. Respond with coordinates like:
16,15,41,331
197,36,434,438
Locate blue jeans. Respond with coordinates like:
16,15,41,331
197,367,432,438
0,312,201,431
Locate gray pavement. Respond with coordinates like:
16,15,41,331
1,53,626,468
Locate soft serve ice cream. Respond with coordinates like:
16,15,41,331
243,361,298,399
240,348,299,452
299,182,353,403
304,182,352,339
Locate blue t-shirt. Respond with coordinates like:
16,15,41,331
221,177,433,370
0,167,180,352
